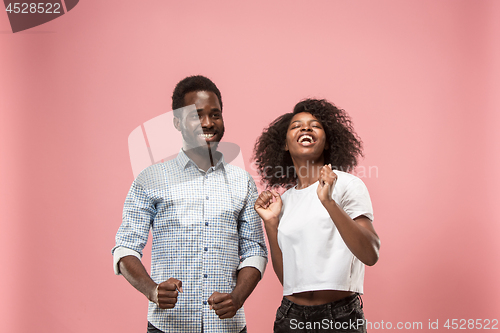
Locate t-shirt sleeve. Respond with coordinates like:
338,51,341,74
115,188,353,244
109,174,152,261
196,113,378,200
340,177,374,221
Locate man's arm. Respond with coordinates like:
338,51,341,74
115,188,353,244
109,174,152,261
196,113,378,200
207,266,260,319
254,190,283,284
114,170,183,309
119,255,183,309
208,174,268,319
118,255,158,303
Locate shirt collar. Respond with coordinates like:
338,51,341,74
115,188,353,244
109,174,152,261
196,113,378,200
176,148,226,171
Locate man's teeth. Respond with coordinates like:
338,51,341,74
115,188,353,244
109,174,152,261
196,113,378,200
298,135,313,143
199,133,215,139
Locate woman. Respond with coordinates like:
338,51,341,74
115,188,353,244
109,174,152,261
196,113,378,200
253,99,380,333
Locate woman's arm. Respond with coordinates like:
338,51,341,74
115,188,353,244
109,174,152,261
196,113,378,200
317,166,380,266
254,190,284,284
322,204,380,266
264,221,284,284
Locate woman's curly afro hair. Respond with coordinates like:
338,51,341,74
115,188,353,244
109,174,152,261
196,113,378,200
253,98,363,189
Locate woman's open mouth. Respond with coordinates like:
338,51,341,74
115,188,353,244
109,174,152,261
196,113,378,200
297,134,316,146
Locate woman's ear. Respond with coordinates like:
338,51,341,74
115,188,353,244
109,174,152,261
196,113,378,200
284,142,289,151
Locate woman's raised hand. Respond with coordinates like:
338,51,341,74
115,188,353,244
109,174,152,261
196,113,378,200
254,190,282,228
317,164,338,204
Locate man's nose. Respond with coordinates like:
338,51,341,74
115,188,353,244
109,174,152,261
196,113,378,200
200,115,213,128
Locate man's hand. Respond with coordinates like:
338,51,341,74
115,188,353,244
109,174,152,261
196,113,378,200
150,278,183,309
207,291,242,319
254,190,282,229
317,164,337,204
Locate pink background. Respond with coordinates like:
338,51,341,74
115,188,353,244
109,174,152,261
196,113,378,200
1,1,499,332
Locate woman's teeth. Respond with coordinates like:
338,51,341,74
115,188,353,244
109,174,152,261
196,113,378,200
298,135,313,143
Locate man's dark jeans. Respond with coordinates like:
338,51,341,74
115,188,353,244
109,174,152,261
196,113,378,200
273,294,367,333
147,321,247,333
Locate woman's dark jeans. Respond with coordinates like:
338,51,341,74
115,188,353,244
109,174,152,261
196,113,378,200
273,294,366,333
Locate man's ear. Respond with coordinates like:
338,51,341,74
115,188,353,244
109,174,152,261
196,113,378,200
173,117,181,131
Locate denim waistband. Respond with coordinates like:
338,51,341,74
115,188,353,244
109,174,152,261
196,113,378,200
279,293,361,319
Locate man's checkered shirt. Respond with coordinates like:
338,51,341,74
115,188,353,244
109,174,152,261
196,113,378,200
113,150,267,333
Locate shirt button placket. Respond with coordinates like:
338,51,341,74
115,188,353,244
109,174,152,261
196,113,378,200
203,175,210,309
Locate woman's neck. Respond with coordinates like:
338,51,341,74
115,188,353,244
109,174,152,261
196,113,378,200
293,157,325,189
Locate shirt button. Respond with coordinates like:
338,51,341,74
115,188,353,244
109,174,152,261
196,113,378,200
206,196,209,200
205,222,209,226
204,247,208,251
204,274,208,278
203,301,207,305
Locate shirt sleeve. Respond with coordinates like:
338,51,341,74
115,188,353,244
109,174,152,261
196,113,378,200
238,256,268,277
340,177,374,221
237,174,268,278
112,172,157,267
112,246,142,275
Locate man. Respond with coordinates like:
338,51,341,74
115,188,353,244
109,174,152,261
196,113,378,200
112,75,267,333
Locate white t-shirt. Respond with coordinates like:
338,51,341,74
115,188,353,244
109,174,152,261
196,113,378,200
278,171,374,296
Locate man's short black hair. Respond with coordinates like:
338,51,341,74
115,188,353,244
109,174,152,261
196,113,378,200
172,75,222,117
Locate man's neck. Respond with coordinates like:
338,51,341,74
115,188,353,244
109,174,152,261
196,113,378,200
183,145,220,172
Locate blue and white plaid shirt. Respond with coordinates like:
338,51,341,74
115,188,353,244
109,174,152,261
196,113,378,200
113,149,267,333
